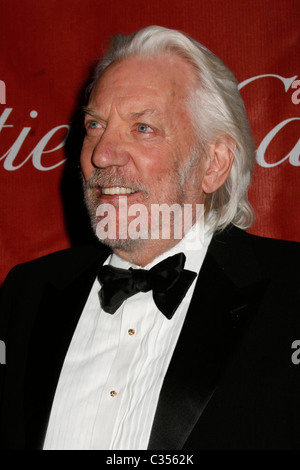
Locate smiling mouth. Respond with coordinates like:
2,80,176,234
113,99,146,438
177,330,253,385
101,186,137,195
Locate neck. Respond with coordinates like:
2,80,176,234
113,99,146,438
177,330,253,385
113,237,185,267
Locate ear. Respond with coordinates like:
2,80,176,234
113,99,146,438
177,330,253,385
201,137,235,194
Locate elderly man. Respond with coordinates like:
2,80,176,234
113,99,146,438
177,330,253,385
0,26,299,450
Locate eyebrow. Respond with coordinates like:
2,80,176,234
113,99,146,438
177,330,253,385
82,106,103,120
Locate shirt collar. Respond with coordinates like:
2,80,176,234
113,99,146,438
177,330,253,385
108,219,213,275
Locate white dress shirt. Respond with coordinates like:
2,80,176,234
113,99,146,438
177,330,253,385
43,222,212,450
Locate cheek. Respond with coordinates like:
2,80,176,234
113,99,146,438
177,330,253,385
138,143,176,174
129,148,162,183
80,143,94,181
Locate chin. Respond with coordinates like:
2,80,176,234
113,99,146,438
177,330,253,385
96,235,144,253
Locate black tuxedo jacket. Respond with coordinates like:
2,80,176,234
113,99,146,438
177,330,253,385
0,226,300,450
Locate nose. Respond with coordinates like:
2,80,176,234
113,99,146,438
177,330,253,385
91,127,131,169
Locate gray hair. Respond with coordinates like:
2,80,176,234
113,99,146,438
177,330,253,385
88,25,255,232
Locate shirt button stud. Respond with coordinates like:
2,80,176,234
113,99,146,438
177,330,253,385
110,390,118,397
128,329,135,336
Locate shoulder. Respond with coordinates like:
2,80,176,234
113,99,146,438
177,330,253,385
19,243,109,270
245,229,300,278
1,243,110,291
214,224,300,251
210,225,300,281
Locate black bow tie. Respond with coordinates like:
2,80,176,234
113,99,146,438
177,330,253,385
97,252,197,319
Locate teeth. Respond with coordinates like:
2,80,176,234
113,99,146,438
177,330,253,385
102,186,136,195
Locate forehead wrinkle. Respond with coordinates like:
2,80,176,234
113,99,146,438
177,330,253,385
129,108,162,120
83,104,162,123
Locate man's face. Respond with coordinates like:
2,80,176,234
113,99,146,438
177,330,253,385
80,54,207,261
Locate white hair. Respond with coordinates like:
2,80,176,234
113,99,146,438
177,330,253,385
88,25,255,232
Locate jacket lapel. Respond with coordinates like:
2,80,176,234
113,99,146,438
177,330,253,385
148,227,270,450
23,247,109,449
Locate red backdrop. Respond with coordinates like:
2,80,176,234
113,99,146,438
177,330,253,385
0,0,299,285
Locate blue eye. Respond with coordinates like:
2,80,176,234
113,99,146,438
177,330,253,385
137,124,153,133
89,121,99,129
